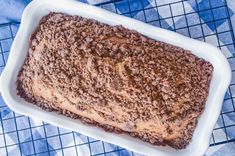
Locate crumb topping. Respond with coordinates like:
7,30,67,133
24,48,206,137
17,13,213,149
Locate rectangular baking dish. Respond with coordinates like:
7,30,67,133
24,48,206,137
0,0,231,155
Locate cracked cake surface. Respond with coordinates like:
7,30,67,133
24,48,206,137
17,12,213,149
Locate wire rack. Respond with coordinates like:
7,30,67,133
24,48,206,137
0,0,235,155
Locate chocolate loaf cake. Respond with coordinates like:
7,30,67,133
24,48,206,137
17,13,213,149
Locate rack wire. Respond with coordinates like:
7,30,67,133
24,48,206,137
0,0,235,155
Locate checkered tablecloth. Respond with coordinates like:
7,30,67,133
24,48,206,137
0,0,235,156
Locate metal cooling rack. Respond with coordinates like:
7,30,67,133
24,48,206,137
0,0,235,155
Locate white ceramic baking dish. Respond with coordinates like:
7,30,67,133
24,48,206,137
0,0,231,155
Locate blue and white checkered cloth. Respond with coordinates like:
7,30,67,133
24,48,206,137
0,0,235,155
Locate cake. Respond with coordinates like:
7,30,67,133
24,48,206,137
17,13,213,149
